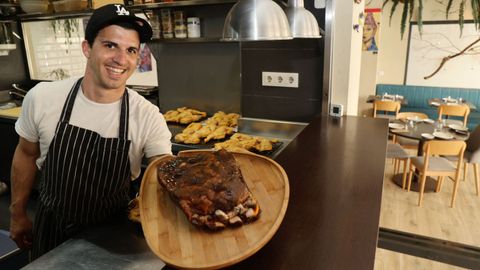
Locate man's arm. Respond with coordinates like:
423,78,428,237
9,137,40,249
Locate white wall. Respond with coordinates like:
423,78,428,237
329,0,364,116
358,0,383,116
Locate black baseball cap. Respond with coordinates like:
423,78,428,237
85,4,152,44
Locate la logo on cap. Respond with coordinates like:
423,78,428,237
114,4,130,16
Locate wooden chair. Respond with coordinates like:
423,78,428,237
446,125,480,196
386,142,410,189
373,100,401,119
395,112,429,149
437,104,470,127
407,140,466,207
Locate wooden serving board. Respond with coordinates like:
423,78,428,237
139,149,289,269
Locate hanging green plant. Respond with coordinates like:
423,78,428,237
383,0,480,38
50,18,80,53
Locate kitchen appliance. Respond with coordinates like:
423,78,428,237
285,0,321,38
222,0,292,41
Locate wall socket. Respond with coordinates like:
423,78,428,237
262,72,299,88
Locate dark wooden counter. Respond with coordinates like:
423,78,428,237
23,115,389,270
228,115,388,269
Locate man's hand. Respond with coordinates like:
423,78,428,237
10,212,33,249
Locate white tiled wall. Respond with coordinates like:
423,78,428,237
22,18,86,80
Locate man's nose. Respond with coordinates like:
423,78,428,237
113,50,128,65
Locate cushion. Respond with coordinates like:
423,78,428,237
386,143,410,159
410,156,457,172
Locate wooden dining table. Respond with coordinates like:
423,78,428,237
389,119,469,192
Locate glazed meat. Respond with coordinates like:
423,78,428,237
157,149,260,230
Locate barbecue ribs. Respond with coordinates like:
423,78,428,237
157,149,260,230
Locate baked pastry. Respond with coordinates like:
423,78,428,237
164,107,207,124
156,149,260,230
214,133,278,153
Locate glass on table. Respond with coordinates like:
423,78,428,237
434,119,445,132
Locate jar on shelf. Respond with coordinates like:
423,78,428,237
187,17,201,38
145,10,161,39
173,10,187,38
160,9,174,39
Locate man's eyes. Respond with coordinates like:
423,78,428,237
105,43,116,49
103,43,137,54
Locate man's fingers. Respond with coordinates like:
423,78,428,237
10,232,33,250
24,232,33,249
11,235,26,249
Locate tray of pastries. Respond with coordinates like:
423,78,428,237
174,111,240,145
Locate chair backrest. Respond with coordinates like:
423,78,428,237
424,140,466,157
373,100,401,118
423,140,466,172
396,112,429,121
438,104,470,126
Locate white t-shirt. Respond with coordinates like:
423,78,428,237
15,77,172,179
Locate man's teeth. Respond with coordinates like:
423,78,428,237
106,67,125,74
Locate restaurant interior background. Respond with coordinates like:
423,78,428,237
360,0,480,268
0,0,479,268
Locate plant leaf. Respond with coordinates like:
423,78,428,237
409,0,414,22
459,0,466,37
418,0,423,36
477,0,480,30
401,0,409,39
382,0,389,9
389,0,400,27
446,0,454,19
471,0,479,30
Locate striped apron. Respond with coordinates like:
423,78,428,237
31,78,131,260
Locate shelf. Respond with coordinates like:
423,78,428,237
130,0,238,9
148,37,235,43
15,0,237,21
18,10,92,22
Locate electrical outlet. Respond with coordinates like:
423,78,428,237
262,72,299,88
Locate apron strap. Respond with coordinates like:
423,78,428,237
59,77,83,123
57,77,129,139
119,90,129,140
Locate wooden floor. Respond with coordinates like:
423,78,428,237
375,155,480,269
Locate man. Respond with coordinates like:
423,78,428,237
9,4,172,259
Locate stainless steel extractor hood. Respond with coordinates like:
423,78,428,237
222,0,293,41
285,0,321,38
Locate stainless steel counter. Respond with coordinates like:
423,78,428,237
22,217,165,270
